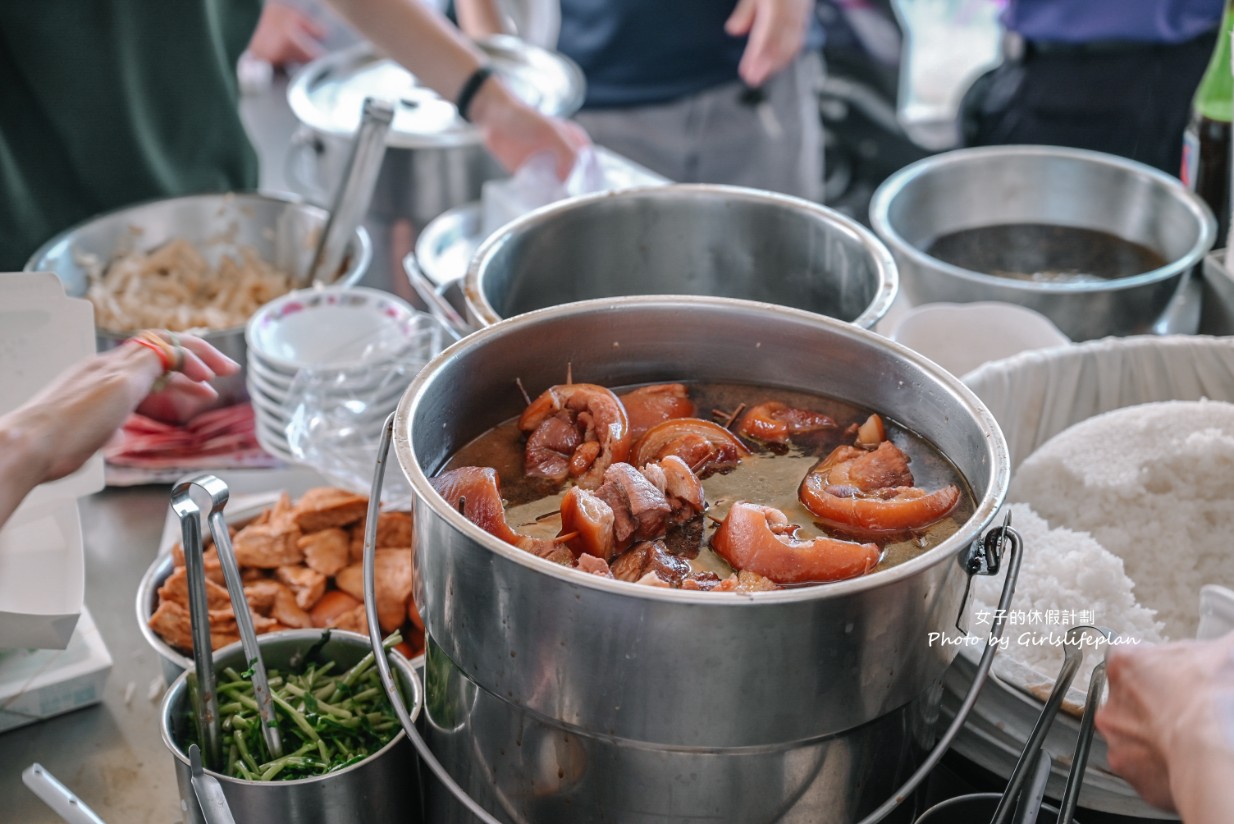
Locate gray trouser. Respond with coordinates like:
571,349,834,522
574,52,824,201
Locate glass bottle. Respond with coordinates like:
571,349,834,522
1182,0,1234,248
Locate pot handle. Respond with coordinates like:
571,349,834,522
401,253,472,341
285,127,329,204
855,514,1024,824
363,414,507,824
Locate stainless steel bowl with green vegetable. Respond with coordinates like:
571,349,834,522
160,629,421,824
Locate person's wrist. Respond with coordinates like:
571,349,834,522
464,73,520,130
456,63,496,123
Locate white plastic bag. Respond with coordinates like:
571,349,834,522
481,146,608,236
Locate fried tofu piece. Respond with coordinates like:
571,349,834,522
275,565,326,610
299,528,350,577
347,511,413,561
268,492,297,528
232,520,303,568
147,600,260,652
170,545,224,585
292,488,368,533
334,549,413,633
328,603,369,635
157,566,232,612
272,585,313,628
243,579,282,613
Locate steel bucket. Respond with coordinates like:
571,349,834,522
381,296,1013,822
464,185,898,330
160,629,422,824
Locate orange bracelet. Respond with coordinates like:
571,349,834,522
128,336,172,372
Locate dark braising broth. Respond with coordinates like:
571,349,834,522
926,223,1166,283
442,382,974,585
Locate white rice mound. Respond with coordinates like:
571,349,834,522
1010,399,1234,641
972,502,1164,686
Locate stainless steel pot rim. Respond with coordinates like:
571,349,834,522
869,144,1217,295
414,201,480,287
135,553,192,671
394,294,1010,605
465,183,900,329
159,629,422,785
23,190,374,341
287,38,585,150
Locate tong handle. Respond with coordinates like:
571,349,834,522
198,478,285,760
170,486,223,772
990,625,1115,824
178,474,284,761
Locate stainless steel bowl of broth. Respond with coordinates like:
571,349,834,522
870,145,1216,341
392,296,1010,823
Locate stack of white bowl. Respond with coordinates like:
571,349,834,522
244,286,451,464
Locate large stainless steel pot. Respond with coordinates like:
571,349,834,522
869,145,1216,341
23,191,371,407
391,297,1010,822
287,36,584,293
465,185,898,330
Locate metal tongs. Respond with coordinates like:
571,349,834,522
171,475,283,771
993,625,1113,824
304,96,394,287
914,625,1113,824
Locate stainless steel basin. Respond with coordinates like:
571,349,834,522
465,184,898,329
870,145,1215,341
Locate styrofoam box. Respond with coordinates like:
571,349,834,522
0,273,102,650
0,608,112,733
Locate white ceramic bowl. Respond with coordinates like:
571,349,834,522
889,301,1070,378
246,354,299,388
255,418,297,464
245,286,427,372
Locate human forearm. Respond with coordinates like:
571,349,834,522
455,0,508,39
323,0,588,177
0,412,54,528
326,0,488,103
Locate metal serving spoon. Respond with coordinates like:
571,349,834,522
189,744,237,824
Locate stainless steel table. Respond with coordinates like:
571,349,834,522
1,465,327,823
1,486,181,823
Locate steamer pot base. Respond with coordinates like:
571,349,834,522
422,636,933,824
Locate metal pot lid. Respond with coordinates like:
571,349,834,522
287,35,585,149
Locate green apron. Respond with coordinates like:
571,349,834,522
0,0,262,270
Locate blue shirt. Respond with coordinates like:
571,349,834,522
559,0,815,109
1003,0,1223,44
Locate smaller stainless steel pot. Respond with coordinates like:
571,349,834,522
869,145,1216,341
23,192,371,406
465,184,898,329
415,202,482,290
286,36,584,291
160,630,422,824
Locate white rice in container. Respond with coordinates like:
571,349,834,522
973,399,1234,685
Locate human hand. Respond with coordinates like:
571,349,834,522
12,333,240,483
725,0,813,88
469,77,591,180
247,2,327,67
1096,632,1234,820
